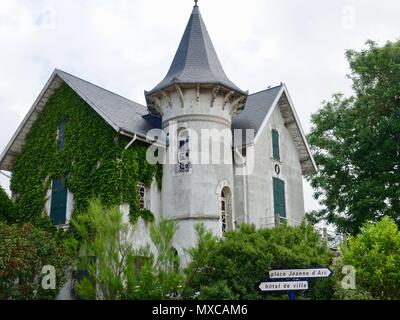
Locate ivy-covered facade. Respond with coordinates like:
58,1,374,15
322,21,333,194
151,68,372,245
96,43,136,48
10,83,161,225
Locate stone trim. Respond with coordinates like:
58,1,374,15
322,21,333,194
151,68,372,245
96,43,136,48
163,114,231,129
170,215,221,221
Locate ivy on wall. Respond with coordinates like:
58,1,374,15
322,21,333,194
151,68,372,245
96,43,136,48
11,83,161,225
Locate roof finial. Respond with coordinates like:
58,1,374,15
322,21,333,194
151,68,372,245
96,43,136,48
194,0,198,7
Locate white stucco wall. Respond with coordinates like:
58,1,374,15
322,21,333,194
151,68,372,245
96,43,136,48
234,105,305,229
120,178,161,254
158,87,240,252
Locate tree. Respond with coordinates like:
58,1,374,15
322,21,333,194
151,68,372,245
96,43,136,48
307,40,400,234
184,223,334,300
69,199,184,300
0,186,15,224
0,222,69,299
335,216,400,300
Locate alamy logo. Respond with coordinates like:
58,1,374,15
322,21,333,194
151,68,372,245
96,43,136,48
341,265,356,290
41,265,56,290
145,121,255,175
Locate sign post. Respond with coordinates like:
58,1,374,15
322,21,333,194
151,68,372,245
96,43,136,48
269,268,332,280
259,267,332,300
258,281,309,292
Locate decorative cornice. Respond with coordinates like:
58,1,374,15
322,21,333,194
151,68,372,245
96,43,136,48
210,85,221,108
196,83,200,104
223,91,235,110
161,90,172,109
230,95,247,116
175,84,185,108
163,114,231,129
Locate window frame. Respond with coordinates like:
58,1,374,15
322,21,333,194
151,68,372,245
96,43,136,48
50,177,68,226
57,121,65,150
272,177,286,225
271,129,280,161
176,129,192,174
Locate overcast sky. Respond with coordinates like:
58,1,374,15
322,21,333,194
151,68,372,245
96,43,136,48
0,0,399,211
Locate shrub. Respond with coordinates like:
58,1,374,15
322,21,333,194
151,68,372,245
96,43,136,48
69,199,184,300
0,186,15,224
0,222,69,299
184,223,335,300
337,216,400,300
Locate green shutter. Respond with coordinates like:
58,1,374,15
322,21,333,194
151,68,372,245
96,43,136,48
272,129,280,160
50,178,68,225
273,178,286,223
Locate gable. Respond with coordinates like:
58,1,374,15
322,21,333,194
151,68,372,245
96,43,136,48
233,85,317,175
0,69,161,172
232,85,283,146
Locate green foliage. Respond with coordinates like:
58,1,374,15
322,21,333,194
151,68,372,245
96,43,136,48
307,40,400,234
330,256,375,300
0,222,70,299
10,83,161,225
184,223,334,300
0,186,15,224
125,220,183,300
337,217,400,299
69,199,184,300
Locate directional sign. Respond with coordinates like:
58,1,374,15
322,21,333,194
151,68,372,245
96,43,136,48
269,268,332,279
259,281,308,292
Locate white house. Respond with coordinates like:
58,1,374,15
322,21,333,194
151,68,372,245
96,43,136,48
0,3,317,261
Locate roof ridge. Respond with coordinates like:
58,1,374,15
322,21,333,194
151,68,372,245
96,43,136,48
55,69,147,109
248,84,283,97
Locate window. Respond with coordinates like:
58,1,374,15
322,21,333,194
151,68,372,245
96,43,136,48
57,122,65,150
50,178,68,225
75,256,96,300
272,129,280,160
177,129,191,173
220,187,233,234
273,177,286,225
138,183,146,209
221,190,227,234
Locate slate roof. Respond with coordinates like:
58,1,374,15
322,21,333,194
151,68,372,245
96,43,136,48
232,85,283,146
0,69,316,174
0,69,161,171
146,5,245,96
57,70,160,136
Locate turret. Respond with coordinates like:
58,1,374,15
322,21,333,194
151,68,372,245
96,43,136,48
145,2,247,259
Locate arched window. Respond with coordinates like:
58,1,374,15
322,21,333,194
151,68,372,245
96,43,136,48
221,189,227,234
177,129,191,173
138,183,146,209
220,187,233,234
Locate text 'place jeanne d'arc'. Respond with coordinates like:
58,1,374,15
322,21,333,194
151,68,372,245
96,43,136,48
269,268,332,279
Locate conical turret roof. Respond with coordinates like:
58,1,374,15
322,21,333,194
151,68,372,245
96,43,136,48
146,4,245,96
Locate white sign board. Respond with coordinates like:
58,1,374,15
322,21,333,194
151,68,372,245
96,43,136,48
269,268,332,279
259,281,308,292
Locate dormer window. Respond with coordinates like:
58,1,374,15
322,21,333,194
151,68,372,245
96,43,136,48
272,129,280,160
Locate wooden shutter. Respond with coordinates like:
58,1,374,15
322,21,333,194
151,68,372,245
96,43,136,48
272,129,280,160
273,178,286,223
50,178,68,225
